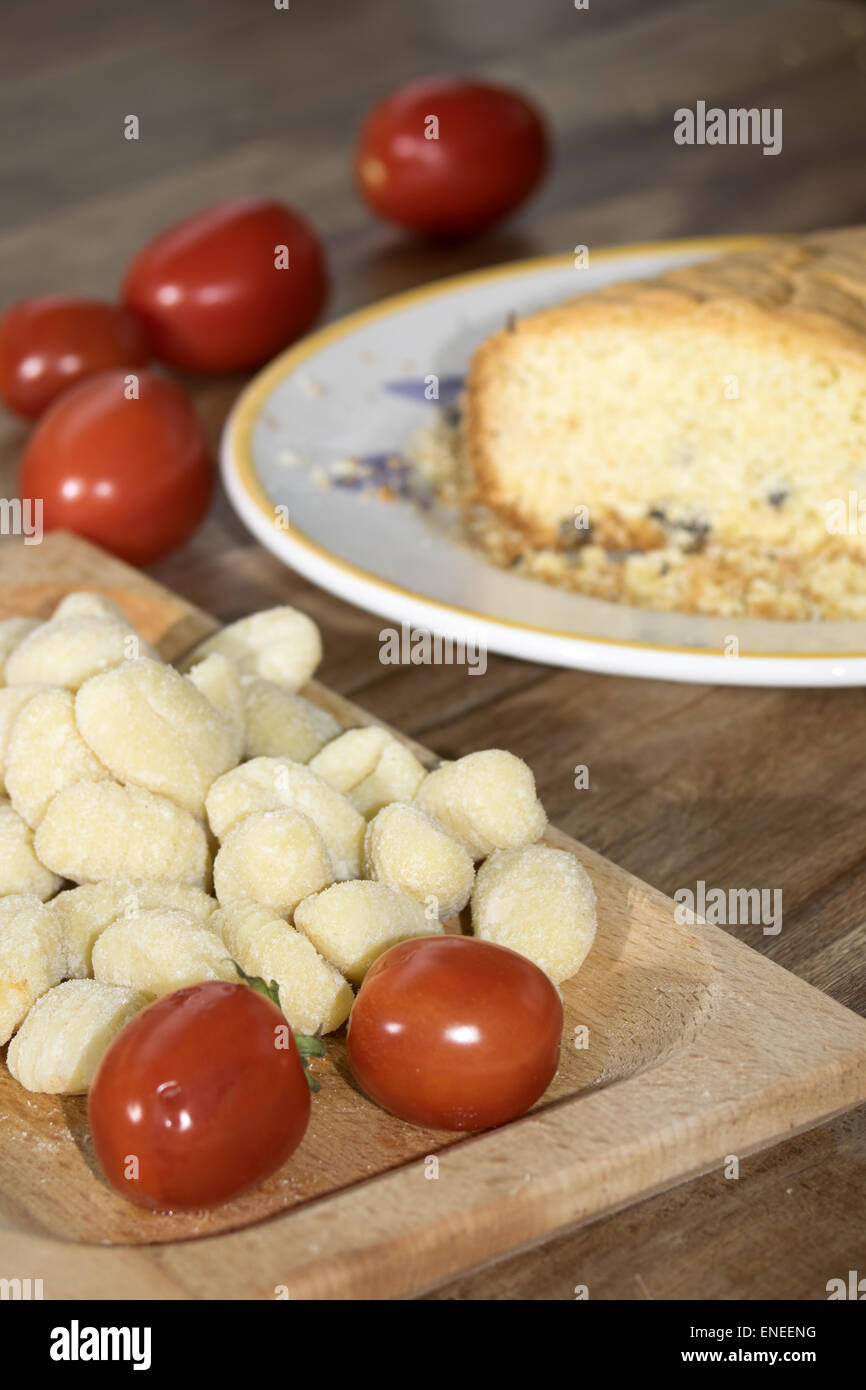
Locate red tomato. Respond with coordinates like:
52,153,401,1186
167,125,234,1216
347,936,562,1131
19,368,212,566
356,78,549,237
88,982,312,1211
123,199,328,372
0,296,148,419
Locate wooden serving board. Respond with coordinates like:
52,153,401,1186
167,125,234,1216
2,532,866,1300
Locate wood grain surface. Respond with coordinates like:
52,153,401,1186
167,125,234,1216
2,0,866,1300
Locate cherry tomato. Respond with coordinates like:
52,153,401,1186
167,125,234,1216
89,982,312,1211
347,936,562,1131
123,199,328,372
0,296,148,419
19,368,212,566
356,78,549,237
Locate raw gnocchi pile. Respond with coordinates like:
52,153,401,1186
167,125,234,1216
0,594,597,1096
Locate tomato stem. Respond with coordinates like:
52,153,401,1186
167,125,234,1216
231,960,326,1093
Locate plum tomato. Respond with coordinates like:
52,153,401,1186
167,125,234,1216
88,981,313,1211
346,935,562,1131
122,198,328,372
0,295,148,419
19,368,212,566
355,78,549,237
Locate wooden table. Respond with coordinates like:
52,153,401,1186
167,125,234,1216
2,0,866,1300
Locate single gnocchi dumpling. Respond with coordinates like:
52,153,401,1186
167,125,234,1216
35,782,210,888
213,810,334,915
0,896,66,1044
186,653,246,761
414,749,547,859
5,687,111,827
75,658,238,818
4,615,158,691
0,618,41,685
471,844,597,984
241,676,340,762
309,726,427,819
7,979,148,1094
364,802,474,921
0,799,62,900
206,758,365,880
0,683,52,793
217,899,353,1034
179,606,322,692
294,879,441,984
49,878,218,978
92,908,236,997
52,592,131,624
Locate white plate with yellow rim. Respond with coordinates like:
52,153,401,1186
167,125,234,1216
221,236,866,686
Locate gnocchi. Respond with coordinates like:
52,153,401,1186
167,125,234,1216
206,757,365,880
294,879,441,984
414,749,547,858
0,896,66,1044
93,908,236,997
7,979,148,1093
4,614,158,690
0,588,594,1121
186,653,246,761
0,617,40,684
0,683,51,793
309,726,427,818
471,844,597,983
213,809,334,914
35,781,210,888
49,879,218,978
241,676,340,762
364,802,474,921
52,592,132,624
5,687,111,827
180,606,322,691
0,798,62,899
75,658,238,817
216,899,353,1034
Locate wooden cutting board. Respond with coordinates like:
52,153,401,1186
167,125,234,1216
2,532,866,1300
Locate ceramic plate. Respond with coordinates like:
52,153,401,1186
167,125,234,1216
221,236,866,686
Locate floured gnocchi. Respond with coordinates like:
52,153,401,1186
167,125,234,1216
206,757,365,879
213,809,334,914
216,899,353,1034
6,686,111,827
0,683,51,793
180,606,322,691
186,652,246,760
0,798,62,899
414,749,547,858
7,978,148,1093
35,781,210,887
93,908,236,997
294,879,441,984
471,844,597,983
0,617,40,684
4,614,158,690
0,896,66,1043
309,726,427,818
241,676,340,762
75,658,238,817
364,802,475,920
49,879,218,978
0,586,596,1127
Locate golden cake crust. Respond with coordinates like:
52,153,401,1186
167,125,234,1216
467,227,866,551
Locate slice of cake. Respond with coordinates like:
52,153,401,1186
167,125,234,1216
466,228,866,564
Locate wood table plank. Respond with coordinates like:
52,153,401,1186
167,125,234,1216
2,0,866,1300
